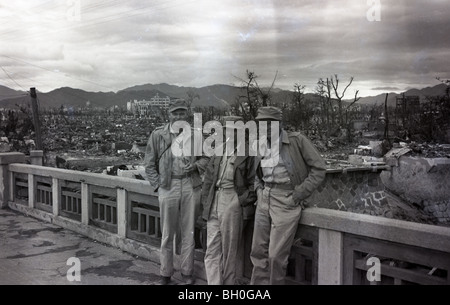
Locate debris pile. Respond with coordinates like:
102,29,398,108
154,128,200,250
401,142,450,158
0,137,11,152
0,109,36,154
36,113,162,171
41,114,159,154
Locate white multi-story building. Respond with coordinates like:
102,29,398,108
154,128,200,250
127,93,171,116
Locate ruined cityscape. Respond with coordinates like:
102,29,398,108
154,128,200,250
1,0,450,289
1,75,449,229
1,71,450,287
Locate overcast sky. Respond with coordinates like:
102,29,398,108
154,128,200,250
0,0,449,97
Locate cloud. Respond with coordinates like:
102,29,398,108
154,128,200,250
371,87,401,91
0,0,449,97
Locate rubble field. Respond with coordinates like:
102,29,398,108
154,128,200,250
2,111,450,226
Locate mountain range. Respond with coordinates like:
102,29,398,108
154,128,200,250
354,83,448,107
0,83,448,110
0,83,236,109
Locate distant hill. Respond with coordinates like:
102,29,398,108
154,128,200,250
121,83,239,108
0,85,26,99
354,84,448,107
122,83,323,109
0,87,173,109
0,84,236,109
1,83,447,111
122,83,191,97
0,85,27,107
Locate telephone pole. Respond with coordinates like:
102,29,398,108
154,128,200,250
383,93,390,145
30,88,43,150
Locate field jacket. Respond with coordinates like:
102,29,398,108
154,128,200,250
255,130,326,204
144,123,208,191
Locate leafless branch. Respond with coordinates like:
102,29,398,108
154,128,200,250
341,77,354,99
345,90,361,110
267,70,278,96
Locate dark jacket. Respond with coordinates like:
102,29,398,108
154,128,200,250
255,130,326,203
201,155,257,221
144,124,208,191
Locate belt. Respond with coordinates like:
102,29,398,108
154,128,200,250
171,173,191,179
264,182,295,191
215,186,234,191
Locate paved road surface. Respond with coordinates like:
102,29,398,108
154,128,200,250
0,208,206,285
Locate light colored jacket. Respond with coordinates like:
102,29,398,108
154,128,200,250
144,124,208,191
255,130,326,202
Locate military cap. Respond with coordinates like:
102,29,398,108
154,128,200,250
255,106,282,121
169,99,188,112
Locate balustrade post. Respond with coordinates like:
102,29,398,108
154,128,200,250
28,174,35,209
81,182,89,225
318,228,344,285
30,150,44,166
52,178,60,216
0,153,25,209
8,171,14,202
117,188,127,238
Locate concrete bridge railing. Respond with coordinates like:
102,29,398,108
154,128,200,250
1,152,450,285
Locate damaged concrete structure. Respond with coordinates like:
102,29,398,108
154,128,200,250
305,165,435,225
308,144,450,226
381,155,450,224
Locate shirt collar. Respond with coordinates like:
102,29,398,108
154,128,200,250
169,124,177,134
169,123,187,135
265,129,289,145
280,129,290,144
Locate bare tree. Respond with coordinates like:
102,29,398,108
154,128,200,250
257,70,278,107
343,87,361,129
289,84,309,131
316,78,333,138
233,70,278,120
330,74,358,126
233,70,259,120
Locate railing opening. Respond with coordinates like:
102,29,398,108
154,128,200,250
35,176,52,213
90,185,117,233
14,173,28,204
344,234,450,285
286,226,318,285
127,192,161,247
60,181,82,221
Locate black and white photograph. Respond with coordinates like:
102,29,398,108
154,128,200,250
0,0,449,292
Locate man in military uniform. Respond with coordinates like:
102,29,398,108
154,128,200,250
250,106,326,285
144,99,208,285
200,116,257,285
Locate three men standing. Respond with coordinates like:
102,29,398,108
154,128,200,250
144,102,325,285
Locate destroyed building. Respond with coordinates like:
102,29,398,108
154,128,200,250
127,93,171,117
